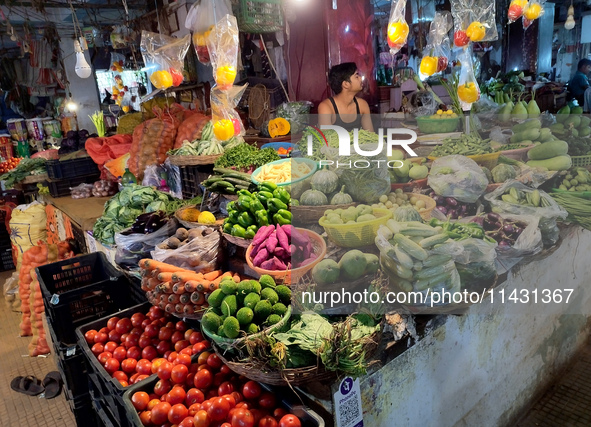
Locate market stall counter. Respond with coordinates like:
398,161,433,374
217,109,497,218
41,194,111,232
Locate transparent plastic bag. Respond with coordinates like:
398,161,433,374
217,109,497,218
70,183,94,199
210,85,248,141
3,271,19,309
451,0,498,46
140,31,191,90
508,0,527,23
152,227,221,272
91,180,118,198
276,101,313,134
456,47,480,109
386,0,409,55
418,12,453,79
523,0,546,30
207,14,240,91
453,237,497,292
185,0,232,64
484,180,567,247
110,52,125,72
115,218,178,270
428,155,488,203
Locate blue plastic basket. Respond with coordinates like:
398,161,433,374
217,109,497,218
261,142,294,158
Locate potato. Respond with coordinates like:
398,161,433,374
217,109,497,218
168,237,181,249
187,253,202,267
175,228,189,241
187,228,204,241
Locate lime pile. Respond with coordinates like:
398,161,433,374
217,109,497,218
202,275,291,339
370,189,427,213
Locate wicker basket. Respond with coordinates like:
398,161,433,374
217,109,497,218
291,203,357,224
168,154,222,166
222,232,252,248
213,342,336,387
174,207,223,230
391,178,428,192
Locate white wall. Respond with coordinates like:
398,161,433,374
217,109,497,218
59,36,101,132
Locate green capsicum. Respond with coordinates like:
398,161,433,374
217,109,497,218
259,181,278,193
231,224,247,237
223,222,233,234
244,228,256,239
237,212,255,228
249,199,265,216
267,198,288,212
255,210,270,227
236,195,252,212
228,211,241,224
226,201,237,213
247,224,258,233
256,191,274,206
273,213,291,226
273,188,291,205
277,209,292,221
237,189,253,198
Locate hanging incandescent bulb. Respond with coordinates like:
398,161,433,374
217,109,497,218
74,40,92,79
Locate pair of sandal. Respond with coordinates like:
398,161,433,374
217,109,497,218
10,372,62,398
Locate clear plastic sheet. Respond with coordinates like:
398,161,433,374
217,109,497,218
207,14,240,91
140,31,191,90
70,183,94,199
451,0,498,45
152,226,221,272
428,155,489,203
210,85,248,141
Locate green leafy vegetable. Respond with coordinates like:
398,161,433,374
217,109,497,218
214,144,280,172
0,158,47,188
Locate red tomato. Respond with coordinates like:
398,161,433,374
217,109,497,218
222,393,236,408
258,392,276,410
132,391,150,411
194,368,213,389
104,341,118,353
179,416,195,427
230,408,255,427
151,358,167,374
142,346,158,361
259,415,278,427
185,372,196,388
153,378,172,396
159,327,173,341
150,401,172,425
273,408,288,419
113,346,127,362
175,320,187,331
157,361,174,380
184,328,194,341
193,409,210,427
250,408,267,425
231,391,243,404
148,307,164,320
171,364,189,384
171,330,184,344
141,318,151,329
165,321,175,329
104,358,120,375
148,398,161,410
112,370,128,382
188,403,203,416
168,403,188,424
208,396,231,421
107,316,120,331
121,358,138,374
136,359,153,375
125,333,140,349
167,351,179,363
166,386,186,405
94,332,108,344
98,351,113,365
108,329,121,342
242,381,261,400
129,373,140,384
220,365,232,376
180,347,193,356
186,388,205,406
175,353,192,367
139,410,151,426
131,312,145,328
91,343,104,356
138,334,152,348
127,346,141,360
174,339,190,352
189,331,203,344
84,329,97,344
218,381,234,396
157,340,172,355
116,318,132,334
193,342,208,354
136,374,150,382
221,423,232,427
279,414,302,427
144,324,159,338
206,353,223,369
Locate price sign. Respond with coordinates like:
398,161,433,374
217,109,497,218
333,376,363,427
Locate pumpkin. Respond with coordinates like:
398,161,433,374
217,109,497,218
330,185,353,205
290,178,311,200
311,168,339,194
393,206,422,222
268,118,291,138
300,189,328,206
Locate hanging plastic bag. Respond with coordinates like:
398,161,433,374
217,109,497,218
451,0,498,46
523,0,546,30
140,31,190,90
456,47,480,109
207,14,240,91
152,226,221,272
419,12,453,79
386,0,409,55
210,85,248,142
428,155,488,203
508,0,528,23
484,180,567,247
185,0,232,64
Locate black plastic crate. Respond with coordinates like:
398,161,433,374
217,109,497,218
46,157,100,180
179,163,214,199
71,222,88,254
47,173,101,198
124,272,147,305
0,246,14,271
64,387,100,427
122,363,326,427
0,189,24,205
89,373,123,427
37,252,134,345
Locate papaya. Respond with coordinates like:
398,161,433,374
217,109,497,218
511,128,540,143
338,250,368,281
564,115,581,128
512,119,541,134
580,127,591,137
556,106,571,123
527,140,569,160
526,155,572,171
579,116,591,128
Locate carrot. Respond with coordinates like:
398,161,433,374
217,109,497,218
165,303,175,313
147,278,160,290
208,282,219,292
213,271,232,284
196,281,211,292
168,294,181,304
172,283,185,295
183,305,195,315
157,272,175,283
175,304,185,314
203,270,222,281
157,282,173,293
232,273,241,283
172,272,204,283
179,294,191,305
142,259,187,273
184,280,199,293
158,301,167,310
190,291,205,305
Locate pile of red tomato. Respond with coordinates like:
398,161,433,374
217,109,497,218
130,349,303,427
0,157,21,174
83,306,208,387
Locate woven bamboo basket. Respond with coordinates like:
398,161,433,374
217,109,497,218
168,154,222,166
222,232,252,248
291,203,357,224
174,206,223,229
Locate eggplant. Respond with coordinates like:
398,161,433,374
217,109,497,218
503,224,515,234
435,205,448,215
487,212,502,223
449,209,458,219
471,216,485,226
145,215,167,234
433,195,445,206
446,197,458,207
498,240,511,249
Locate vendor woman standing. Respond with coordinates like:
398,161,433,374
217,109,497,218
318,62,374,132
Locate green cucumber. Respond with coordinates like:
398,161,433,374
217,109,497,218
422,254,453,268
419,233,450,249
414,271,453,291
393,245,414,270
399,227,439,237
393,234,428,261
414,261,455,280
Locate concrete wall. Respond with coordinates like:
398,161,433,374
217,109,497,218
359,226,591,427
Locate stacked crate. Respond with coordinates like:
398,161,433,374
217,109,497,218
45,157,100,198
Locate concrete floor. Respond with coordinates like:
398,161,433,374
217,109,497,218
0,269,76,426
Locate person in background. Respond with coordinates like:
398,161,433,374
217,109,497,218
318,62,374,132
569,58,591,110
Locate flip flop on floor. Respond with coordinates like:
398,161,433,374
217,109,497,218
41,371,62,399
10,375,45,396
